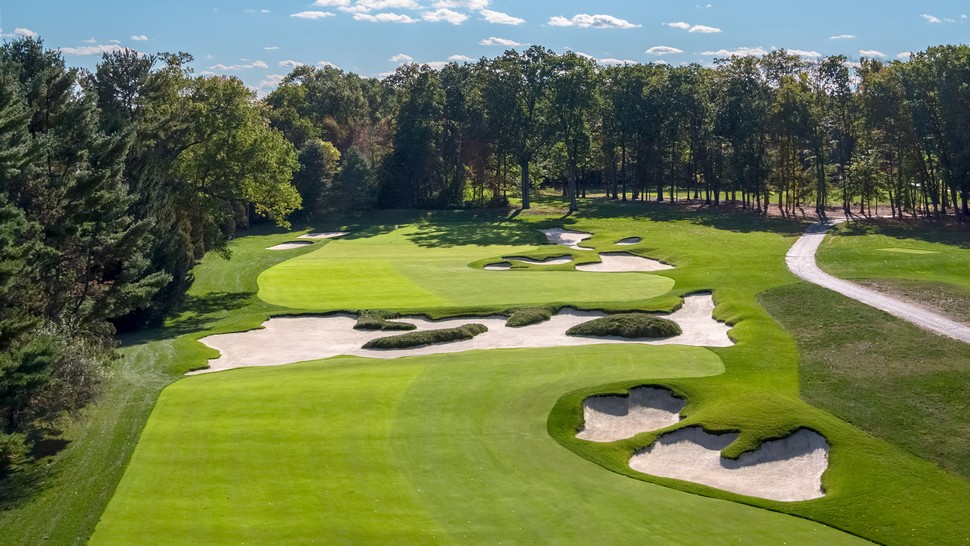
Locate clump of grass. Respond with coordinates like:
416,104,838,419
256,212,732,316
566,314,681,339
362,324,488,349
506,307,553,327
354,310,416,331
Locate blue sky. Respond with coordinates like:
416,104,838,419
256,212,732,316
3,1,969,94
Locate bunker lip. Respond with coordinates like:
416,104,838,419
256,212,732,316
502,255,573,265
577,386,685,442
616,237,641,245
629,426,829,502
575,252,674,273
298,231,349,239
540,227,593,249
266,241,314,250
193,294,732,374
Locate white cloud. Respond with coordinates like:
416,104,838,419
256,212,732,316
896,51,913,60
313,0,350,5
422,8,467,24
921,14,942,24
426,61,450,70
859,49,886,58
290,11,335,19
208,60,269,70
14,27,37,38
664,21,691,30
389,53,414,62
279,60,305,69
448,54,474,61
788,49,821,58
262,9,270,13
60,44,125,56
257,74,286,91
338,5,369,13
356,0,421,10
480,36,521,46
480,9,524,25
701,46,768,57
548,14,639,29
354,12,418,23
264,46,280,50
688,24,721,33
109,39,121,44
597,58,637,66
317,61,339,68
434,0,489,9
830,34,856,39
645,46,684,55
82,37,98,43
131,35,148,41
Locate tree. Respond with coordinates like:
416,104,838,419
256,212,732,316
293,139,341,218
547,52,597,211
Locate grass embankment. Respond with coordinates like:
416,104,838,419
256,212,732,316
505,307,553,327
353,311,416,331
817,219,970,320
362,323,488,349
566,313,681,339
90,346,863,545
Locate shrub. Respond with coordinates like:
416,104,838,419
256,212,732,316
506,307,553,327
363,324,488,349
354,311,417,331
566,314,681,339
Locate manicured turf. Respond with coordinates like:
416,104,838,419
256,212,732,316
90,346,864,545
25,200,970,545
257,222,675,314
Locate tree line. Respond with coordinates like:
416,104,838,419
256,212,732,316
269,43,970,220
3,36,970,469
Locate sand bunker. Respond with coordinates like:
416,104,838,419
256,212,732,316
266,241,314,250
616,237,641,245
629,427,829,502
484,262,512,271
575,252,673,273
503,255,573,266
298,231,349,239
540,227,592,249
577,387,685,442
195,294,732,374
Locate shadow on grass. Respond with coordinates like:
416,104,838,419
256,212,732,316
835,217,970,249
405,220,546,248
122,291,253,347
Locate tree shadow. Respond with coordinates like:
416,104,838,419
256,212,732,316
577,199,810,236
405,220,546,248
122,291,253,347
834,217,970,249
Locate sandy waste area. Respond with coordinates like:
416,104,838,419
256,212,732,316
194,295,731,374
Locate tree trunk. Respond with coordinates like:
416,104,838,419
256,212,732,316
520,159,530,210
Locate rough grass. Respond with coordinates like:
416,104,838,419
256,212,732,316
566,313,681,339
505,307,553,327
362,323,487,349
759,283,970,479
353,311,417,331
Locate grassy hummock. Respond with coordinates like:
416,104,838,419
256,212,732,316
354,311,417,331
567,313,681,339
505,307,553,327
362,323,487,349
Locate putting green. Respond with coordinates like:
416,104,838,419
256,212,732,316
257,223,675,312
90,346,863,544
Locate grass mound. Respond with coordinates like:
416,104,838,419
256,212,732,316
567,314,681,339
506,307,553,327
362,323,487,349
354,311,417,331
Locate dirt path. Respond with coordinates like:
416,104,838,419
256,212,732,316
786,219,970,344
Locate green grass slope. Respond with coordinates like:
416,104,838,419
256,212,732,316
90,346,863,545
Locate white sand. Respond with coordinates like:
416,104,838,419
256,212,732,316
577,387,685,442
629,427,829,502
298,231,349,239
266,241,314,250
616,237,641,245
484,262,512,271
575,252,673,273
194,294,732,374
540,227,592,249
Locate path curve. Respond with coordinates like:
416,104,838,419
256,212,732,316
786,218,970,344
